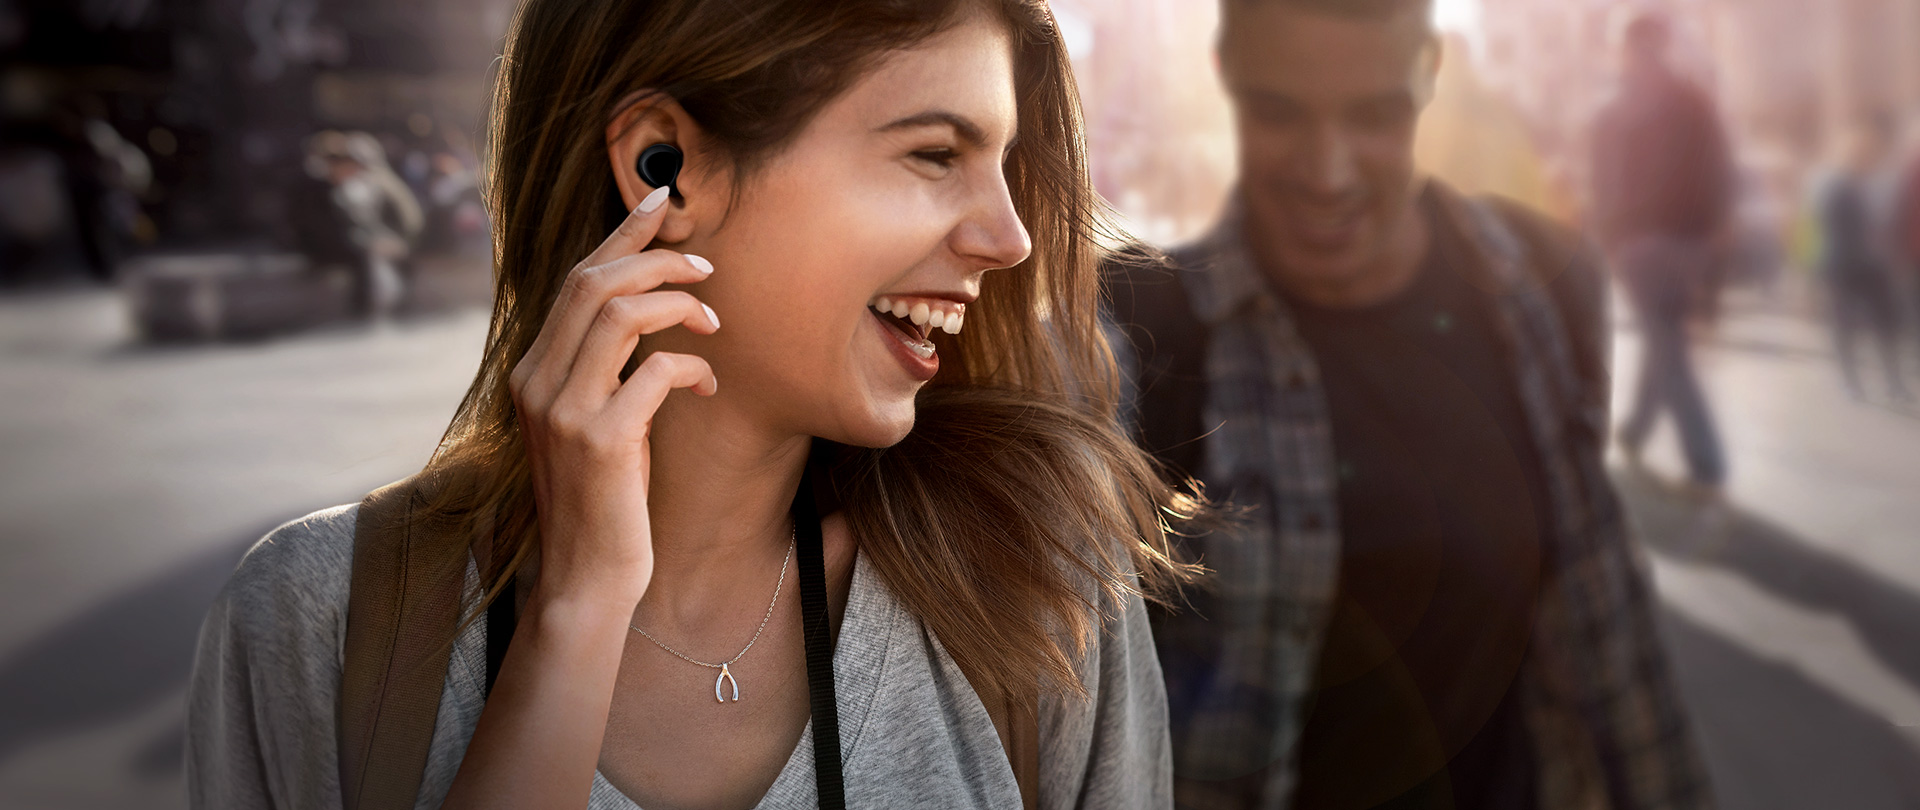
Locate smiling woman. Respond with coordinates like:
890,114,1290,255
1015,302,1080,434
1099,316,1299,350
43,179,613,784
185,1,1200,809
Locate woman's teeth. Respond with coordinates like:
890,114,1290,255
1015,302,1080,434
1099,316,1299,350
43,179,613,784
871,296,964,335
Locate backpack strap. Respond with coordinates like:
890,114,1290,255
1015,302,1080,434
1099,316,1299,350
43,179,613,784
339,474,464,810
1475,193,1608,396
1465,192,1614,456
1102,246,1212,487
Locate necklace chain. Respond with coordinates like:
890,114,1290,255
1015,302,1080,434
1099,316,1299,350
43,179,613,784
627,528,795,671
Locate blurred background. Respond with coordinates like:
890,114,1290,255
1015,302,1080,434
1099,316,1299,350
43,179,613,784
1,0,1917,807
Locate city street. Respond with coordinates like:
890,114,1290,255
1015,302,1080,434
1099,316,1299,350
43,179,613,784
1612,289,1920,810
0,283,1916,808
0,259,493,809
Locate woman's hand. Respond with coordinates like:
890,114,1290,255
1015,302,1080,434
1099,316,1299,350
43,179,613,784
508,185,720,608
443,187,715,810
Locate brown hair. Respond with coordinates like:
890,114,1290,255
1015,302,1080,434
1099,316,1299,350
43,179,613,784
421,0,1201,700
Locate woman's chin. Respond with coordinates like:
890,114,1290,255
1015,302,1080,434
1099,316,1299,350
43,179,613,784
828,398,917,449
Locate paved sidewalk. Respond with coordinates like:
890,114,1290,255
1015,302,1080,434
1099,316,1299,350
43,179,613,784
0,282,491,809
1612,296,1920,810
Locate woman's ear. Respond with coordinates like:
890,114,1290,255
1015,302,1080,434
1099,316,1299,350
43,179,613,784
607,93,711,245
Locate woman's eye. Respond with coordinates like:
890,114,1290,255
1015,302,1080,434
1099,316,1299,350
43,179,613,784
912,148,958,169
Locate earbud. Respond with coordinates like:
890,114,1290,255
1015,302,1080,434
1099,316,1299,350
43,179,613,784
636,143,684,198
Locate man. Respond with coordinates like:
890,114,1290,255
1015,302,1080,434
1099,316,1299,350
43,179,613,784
1589,10,1735,491
1106,1,1713,808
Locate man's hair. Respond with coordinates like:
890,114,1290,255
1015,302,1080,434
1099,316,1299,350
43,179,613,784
1223,0,1435,24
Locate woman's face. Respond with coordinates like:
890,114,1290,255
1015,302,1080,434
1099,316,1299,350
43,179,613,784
650,12,1031,447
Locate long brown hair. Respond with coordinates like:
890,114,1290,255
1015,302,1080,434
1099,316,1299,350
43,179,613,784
421,0,1201,700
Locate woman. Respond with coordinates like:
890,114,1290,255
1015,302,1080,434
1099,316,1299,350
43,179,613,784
187,0,1199,808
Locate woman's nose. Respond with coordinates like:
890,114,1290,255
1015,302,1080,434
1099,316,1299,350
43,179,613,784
953,181,1033,271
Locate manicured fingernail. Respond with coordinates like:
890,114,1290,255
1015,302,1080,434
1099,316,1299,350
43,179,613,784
702,303,720,329
686,254,713,275
637,185,671,214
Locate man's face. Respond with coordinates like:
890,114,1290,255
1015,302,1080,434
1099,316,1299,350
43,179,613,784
1219,2,1437,289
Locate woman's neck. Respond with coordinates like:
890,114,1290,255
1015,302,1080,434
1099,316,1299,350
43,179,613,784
636,389,811,620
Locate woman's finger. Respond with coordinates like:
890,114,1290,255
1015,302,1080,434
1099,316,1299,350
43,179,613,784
515,185,677,387
605,351,718,427
584,185,673,268
553,291,720,407
515,250,714,407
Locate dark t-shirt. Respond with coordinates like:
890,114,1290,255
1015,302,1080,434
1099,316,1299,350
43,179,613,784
1283,195,1546,810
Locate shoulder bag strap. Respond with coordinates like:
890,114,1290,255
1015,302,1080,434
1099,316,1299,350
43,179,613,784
792,465,847,809
1476,194,1606,389
340,475,465,810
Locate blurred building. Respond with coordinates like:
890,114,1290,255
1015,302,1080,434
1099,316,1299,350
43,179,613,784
1475,0,1920,211
0,0,512,274
1053,0,1237,245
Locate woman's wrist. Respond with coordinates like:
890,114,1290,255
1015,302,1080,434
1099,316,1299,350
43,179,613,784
533,546,650,608
526,569,647,636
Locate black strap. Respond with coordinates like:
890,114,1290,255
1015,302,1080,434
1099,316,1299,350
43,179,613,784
484,579,515,698
481,476,846,808
793,465,846,809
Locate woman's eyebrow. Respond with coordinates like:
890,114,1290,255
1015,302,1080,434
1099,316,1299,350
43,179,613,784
875,110,989,148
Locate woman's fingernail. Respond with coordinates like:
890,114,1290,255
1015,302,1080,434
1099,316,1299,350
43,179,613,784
637,185,671,214
702,303,720,329
687,255,714,275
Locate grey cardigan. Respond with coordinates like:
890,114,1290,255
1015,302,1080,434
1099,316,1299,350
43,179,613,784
186,503,1173,809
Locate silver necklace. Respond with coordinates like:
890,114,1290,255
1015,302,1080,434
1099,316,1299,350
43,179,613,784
628,529,795,704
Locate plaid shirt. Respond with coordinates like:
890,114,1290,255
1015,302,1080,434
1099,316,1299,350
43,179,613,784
1137,182,1713,810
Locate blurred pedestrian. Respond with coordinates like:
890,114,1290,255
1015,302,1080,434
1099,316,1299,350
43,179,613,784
422,151,487,254
1813,117,1912,401
8,96,149,283
292,132,359,273
1106,0,1711,808
1589,9,1734,492
306,130,424,320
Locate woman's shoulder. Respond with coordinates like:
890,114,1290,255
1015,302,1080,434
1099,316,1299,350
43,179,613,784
188,502,366,807
217,503,361,635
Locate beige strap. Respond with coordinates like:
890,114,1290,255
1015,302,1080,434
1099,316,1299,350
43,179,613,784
339,476,465,810
978,681,1042,810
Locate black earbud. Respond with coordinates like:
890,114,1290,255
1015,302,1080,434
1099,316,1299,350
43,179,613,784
636,143,684,198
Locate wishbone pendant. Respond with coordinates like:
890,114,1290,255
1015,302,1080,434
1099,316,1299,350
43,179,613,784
715,663,741,703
